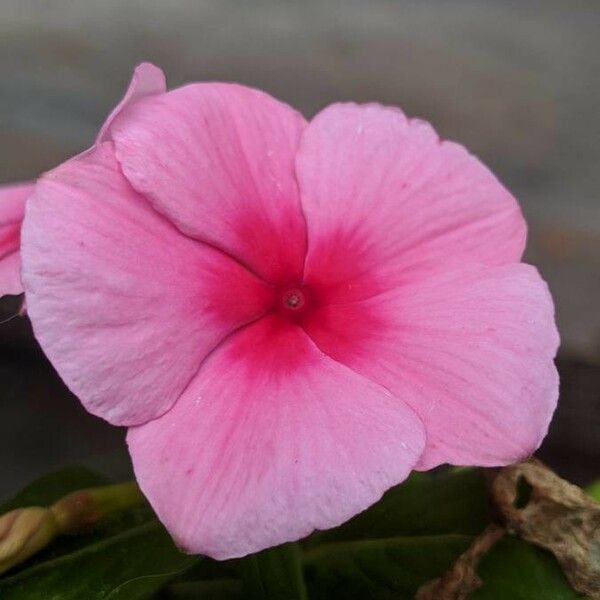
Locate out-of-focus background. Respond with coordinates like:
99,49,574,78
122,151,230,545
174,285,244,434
1,0,598,497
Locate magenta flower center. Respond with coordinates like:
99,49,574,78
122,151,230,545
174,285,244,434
278,285,312,320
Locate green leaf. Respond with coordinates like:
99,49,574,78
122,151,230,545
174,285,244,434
303,534,473,599
472,537,584,600
303,534,585,600
163,578,243,599
0,467,199,600
312,468,490,545
0,524,197,600
239,543,307,600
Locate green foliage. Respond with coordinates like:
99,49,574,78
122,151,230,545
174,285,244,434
303,534,473,599
0,467,198,600
472,537,585,600
0,467,586,599
239,543,307,600
312,467,491,545
586,479,600,502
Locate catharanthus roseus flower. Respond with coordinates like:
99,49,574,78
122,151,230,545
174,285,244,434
20,63,559,559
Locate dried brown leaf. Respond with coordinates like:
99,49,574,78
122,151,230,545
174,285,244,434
490,459,600,599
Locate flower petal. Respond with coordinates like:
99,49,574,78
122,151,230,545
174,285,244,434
110,83,307,283
297,103,526,302
21,143,274,426
96,62,166,144
127,315,425,559
0,183,33,296
304,261,559,468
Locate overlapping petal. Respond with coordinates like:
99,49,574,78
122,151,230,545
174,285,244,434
127,315,425,559
0,183,33,296
21,143,274,426
304,261,559,468
297,103,527,303
96,62,166,144
110,83,308,283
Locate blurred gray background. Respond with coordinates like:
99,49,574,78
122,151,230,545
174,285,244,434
1,0,598,497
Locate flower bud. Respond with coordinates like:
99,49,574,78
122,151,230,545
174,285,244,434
0,507,59,575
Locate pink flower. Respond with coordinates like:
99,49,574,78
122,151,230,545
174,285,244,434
21,63,559,559
0,183,33,298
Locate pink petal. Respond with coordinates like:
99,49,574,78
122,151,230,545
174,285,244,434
297,103,527,303
110,83,307,284
96,62,166,144
0,182,33,296
304,261,559,468
127,315,425,559
21,143,274,426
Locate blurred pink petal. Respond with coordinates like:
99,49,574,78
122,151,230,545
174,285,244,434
22,144,273,425
127,315,425,559
21,63,560,559
0,183,33,297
